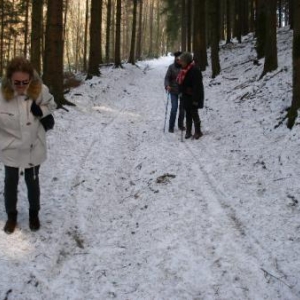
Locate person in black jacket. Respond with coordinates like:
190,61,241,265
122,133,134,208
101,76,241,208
164,51,185,133
177,52,204,139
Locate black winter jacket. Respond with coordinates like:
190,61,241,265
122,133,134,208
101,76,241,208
179,65,204,109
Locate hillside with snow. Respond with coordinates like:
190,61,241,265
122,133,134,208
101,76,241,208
0,27,299,300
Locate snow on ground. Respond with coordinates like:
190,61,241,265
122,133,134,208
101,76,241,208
0,27,299,300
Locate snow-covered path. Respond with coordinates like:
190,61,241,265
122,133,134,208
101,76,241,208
1,34,300,300
49,62,262,299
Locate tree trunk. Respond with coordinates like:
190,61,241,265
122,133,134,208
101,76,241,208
226,0,232,44
105,0,112,63
256,0,266,59
260,0,278,78
128,0,138,64
136,0,143,60
114,0,122,67
278,0,282,27
289,0,293,29
287,0,300,128
193,0,207,71
155,0,161,56
220,0,225,40
210,0,221,78
234,0,242,43
31,0,43,74
23,0,30,57
83,0,89,71
181,0,187,51
123,0,131,59
249,0,255,32
43,0,72,107
64,0,71,72
87,0,102,78
241,0,249,35
186,0,192,52
0,0,4,76
148,0,154,57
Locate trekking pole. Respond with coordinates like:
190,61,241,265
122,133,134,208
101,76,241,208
163,92,170,133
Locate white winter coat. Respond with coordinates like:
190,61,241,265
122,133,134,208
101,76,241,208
0,75,56,168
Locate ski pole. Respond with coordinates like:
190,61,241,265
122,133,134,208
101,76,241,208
163,92,170,133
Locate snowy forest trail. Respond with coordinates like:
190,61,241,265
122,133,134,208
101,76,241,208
45,60,296,299
0,52,299,300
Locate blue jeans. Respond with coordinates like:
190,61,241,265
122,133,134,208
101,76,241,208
169,93,184,130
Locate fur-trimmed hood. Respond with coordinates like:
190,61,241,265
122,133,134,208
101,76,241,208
1,70,42,101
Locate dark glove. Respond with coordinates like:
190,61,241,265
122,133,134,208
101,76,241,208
31,101,43,117
40,114,55,131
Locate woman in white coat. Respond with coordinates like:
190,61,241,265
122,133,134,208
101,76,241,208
0,57,56,234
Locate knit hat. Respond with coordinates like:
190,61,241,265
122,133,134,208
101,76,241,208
173,51,182,58
180,52,193,64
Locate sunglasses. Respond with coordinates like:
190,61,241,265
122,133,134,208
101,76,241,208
13,80,30,86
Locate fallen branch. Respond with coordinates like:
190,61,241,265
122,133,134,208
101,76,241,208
72,180,86,189
274,114,288,129
259,68,285,81
233,83,250,90
261,268,293,288
4,289,12,300
223,59,253,71
268,68,285,80
240,92,250,101
223,76,239,81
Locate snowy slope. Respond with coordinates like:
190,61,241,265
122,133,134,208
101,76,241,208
0,27,299,300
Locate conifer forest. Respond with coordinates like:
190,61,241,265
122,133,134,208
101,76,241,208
0,0,299,127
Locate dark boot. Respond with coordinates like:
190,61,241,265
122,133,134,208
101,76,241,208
185,132,192,139
29,210,40,231
185,121,192,139
178,113,185,130
4,211,17,234
193,122,203,140
192,108,202,140
178,124,186,131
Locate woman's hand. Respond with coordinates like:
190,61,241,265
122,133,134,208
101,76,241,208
31,101,43,117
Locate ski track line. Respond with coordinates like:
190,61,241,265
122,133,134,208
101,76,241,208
37,76,146,297
56,67,265,299
180,138,298,299
136,67,260,299
0,64,164,299
36,100,130,286
201,72,300,294
38,101,146,297
40,69,170,298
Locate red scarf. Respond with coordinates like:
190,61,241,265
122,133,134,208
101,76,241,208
176,61,195,85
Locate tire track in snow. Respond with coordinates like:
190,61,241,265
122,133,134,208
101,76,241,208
52,63,257,299
40,65,170,298
45,118,144,296
35,70,145,297
125,60,298,298
179,139,298,298
33,92,133,297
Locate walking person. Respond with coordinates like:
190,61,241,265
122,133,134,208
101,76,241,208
0,56,56,234
164,51,185,133
177,52,204,139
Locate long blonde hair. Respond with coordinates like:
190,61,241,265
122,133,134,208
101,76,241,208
1,56,42,101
